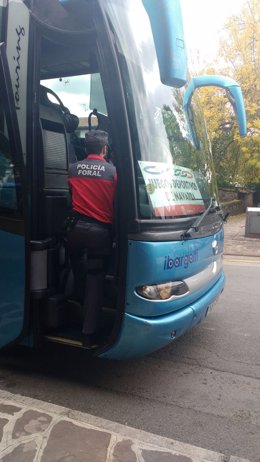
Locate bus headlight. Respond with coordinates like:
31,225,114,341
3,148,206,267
136,281,189,301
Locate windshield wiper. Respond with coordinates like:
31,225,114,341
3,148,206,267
182,197,224,239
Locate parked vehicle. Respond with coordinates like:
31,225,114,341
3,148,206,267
0,0,246,358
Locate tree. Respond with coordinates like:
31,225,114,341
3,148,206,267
197,0,260,186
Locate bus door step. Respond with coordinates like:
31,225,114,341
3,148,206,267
44,293,68,328
43,334,82,347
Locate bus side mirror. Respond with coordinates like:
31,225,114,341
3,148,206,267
183,75,247,138
142,0,187,88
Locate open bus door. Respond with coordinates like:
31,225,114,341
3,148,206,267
0,43,28,348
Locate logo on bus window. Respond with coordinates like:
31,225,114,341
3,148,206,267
143,164,193,179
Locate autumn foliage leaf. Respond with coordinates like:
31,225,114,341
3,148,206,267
196,0,260,186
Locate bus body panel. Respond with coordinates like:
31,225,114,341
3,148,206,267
99,271,225,359
125,229,224,317
5,0,30,156
0,35,27,349
0,231,25,347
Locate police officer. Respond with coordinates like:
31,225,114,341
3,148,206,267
67,130,117,348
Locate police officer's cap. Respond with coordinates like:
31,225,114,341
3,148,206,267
85,130,108,146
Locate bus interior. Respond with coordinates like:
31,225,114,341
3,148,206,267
32,21,121,350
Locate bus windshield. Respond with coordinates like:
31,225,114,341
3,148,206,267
103,0,218,219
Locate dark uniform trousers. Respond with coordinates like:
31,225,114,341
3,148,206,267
67,217,112,335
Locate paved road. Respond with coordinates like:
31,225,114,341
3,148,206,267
0,259,259,461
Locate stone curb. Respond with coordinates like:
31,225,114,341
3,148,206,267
0,390,252,462
224,255,260,261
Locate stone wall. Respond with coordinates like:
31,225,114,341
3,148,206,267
219,188,253,216
221,199,245,216
218,189,237,202
238,190,254,208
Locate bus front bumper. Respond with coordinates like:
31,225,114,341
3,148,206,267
99,272,225,359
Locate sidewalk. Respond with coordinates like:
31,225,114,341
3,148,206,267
223,213,260,258
0,390,251,462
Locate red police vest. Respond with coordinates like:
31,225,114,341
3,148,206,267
68,154,117,224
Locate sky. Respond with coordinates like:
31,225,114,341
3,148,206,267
181,0,245,66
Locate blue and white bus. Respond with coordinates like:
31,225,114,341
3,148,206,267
0,0,246,359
